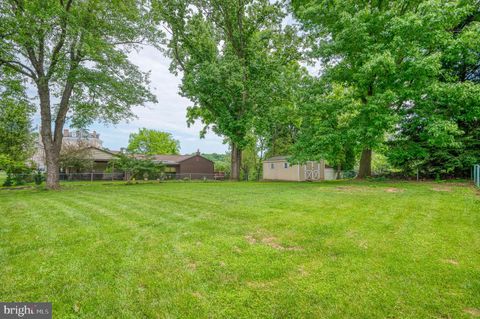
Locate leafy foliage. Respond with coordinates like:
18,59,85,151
59,142,93,173
110,152,164,181
0,74,35,162
127,128,180,155
292,0,480,177
200,153,231,174
155,0,304,179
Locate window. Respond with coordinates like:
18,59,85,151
284,163,289,169
270,163,275,169
164,167,177,173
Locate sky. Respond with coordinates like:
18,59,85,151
92,46,228,154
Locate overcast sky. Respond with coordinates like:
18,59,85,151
87,46,228,154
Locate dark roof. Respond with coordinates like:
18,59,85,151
264,156,290,162
87,148,212,165
149,154,194,164
84,146,117,156
133,154,213,164
264,155,333,168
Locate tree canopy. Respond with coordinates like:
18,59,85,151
127,128,180,155
155,0,304,179
292,0,480,178
0,0,160,188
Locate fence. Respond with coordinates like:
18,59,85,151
474,165,480,188
59,172,125,181
61,172,225,182
1,171,230,187
160,173,226,181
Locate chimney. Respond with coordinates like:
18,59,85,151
63,129,69,137
92,130,97,138
196,149,200,156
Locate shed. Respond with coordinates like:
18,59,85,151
262,156,336,181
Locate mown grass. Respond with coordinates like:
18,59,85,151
1,181,479,318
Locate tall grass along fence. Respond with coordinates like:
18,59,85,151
474,164,480,188
2,172,226,186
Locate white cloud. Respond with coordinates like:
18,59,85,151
31,44,228,155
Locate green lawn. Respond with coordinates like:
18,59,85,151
1,181,479,318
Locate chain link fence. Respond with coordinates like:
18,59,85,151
1,172,227,186
59,172,226,182
474,165,480,188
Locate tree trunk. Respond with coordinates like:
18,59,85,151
37,75,73,189
45,146,61,189
357,149,372,179
231,143,242,181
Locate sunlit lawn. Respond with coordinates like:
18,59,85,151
1,181,479,318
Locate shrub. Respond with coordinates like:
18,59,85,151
34,171,44,186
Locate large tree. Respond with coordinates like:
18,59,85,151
387,4,480,178
0,0,159,189
291,0,469,178
155,0,302,180
127,128,180,155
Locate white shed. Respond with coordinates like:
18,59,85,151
262,156,337,181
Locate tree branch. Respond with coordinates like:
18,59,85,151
0,59,37,79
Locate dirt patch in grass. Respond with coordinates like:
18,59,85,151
443,259,459,266
245,233,303,251
431,187,453,192
246,281,273,289
298,266,309,276
187,262,197,271
464,308,480,317
385,187,404,193
335,186,371,192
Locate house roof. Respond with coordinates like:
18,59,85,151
148,154,194,164
133,154,214,165
83,147,212,164
84,146,117,156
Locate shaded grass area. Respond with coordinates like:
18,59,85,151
1,181,479,318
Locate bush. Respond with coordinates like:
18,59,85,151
34,171,44,186
13,174,26,185
3,174,13,187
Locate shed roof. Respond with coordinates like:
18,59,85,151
264,155,333,168
263,156,290,162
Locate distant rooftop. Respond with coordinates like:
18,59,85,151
63,129,100,139
135,154,195,164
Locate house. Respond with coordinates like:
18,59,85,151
59,147,214,180
138,150,214,179
32,129,103,170
262,156,336,181
32,128,215,180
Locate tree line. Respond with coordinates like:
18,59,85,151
0,0,478,188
